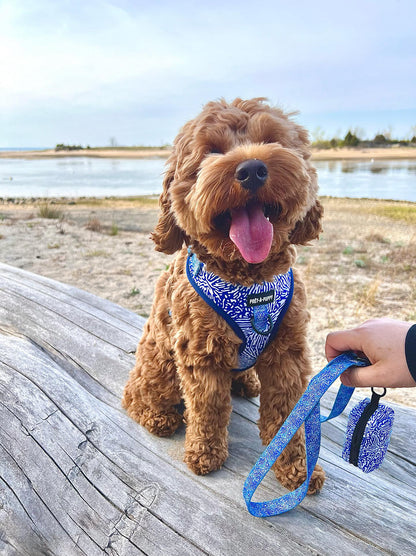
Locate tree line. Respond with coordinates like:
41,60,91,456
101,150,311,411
55,133,416,152
311,130,416,149
55,144,90,151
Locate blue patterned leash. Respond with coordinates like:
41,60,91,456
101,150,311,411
243,352,370,517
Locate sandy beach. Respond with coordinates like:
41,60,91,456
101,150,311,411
1,195,415,409
0,147,172,159
1,146,416,161
311,146,416,160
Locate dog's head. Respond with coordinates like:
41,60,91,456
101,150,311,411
152,98,323,279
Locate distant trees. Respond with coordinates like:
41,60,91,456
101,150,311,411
311,131,360,149
343,131,360,147
55,144,85,151
373,134,388,144
311,129,416,149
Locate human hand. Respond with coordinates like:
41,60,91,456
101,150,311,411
325,318,416,388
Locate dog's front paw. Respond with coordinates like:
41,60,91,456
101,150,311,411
274,461,325,494
133,407,183,437
184,442,228,475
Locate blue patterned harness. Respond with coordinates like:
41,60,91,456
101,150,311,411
186,252,294,372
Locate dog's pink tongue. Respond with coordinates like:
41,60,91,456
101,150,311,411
229,203,273,264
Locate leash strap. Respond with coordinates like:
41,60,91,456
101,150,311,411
243,352,370,517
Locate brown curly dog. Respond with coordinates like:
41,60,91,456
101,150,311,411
122,97,325,493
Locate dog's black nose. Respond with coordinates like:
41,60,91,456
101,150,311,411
235,159,268,192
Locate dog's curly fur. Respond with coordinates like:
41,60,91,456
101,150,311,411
122,98,325,492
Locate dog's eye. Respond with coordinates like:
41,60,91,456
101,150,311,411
209,147,223,155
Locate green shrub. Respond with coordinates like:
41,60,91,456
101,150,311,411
373,134,387,144
342,131,360,147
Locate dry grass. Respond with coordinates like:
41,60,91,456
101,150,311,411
367,203,416,224
68,195,160,209
38,203,64,219
85,217,102,232
306,197,416,326
355,277,381,311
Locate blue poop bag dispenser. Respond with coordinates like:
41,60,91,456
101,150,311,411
342,387,394,473
243,352,395,517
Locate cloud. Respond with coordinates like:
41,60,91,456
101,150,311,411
0,1,185,108
0,0,415,146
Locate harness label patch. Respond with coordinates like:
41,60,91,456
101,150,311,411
247,290,275,307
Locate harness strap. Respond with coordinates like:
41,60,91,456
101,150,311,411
186,250,293,371
243,352,370,517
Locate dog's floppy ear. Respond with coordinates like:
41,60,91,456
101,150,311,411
289,199,324,245
151,158,186,254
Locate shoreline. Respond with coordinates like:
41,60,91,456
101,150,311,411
311,146,416,160
0,148,171,160
1,146,416,161
1,195,415,209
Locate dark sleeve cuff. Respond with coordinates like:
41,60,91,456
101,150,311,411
405,324,416,383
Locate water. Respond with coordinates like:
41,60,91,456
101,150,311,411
315,159,416,202
0,147,48,152
0,156,415,202
0,157,166,198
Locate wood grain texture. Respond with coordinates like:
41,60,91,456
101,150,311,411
0,263,415,555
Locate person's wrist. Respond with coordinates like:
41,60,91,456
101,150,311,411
405,324,416,382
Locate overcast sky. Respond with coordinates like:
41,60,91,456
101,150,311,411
1,0,415,148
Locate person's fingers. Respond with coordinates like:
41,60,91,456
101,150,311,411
341,361,391,388
340,366,371,387
325,329,363,361
341,359,416,388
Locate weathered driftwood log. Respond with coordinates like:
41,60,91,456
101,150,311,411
0,262,415,555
